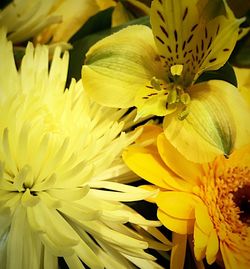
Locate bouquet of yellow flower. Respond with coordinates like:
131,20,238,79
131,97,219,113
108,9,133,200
0,0,249,269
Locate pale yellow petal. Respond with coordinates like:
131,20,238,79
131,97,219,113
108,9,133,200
157,133,202,184
157,209,195,234
163,80,250,163
170,233,187,269
82,25,166,108
35,0,100,43
112,2,133,27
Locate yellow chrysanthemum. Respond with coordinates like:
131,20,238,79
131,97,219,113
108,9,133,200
0,29,171,269
123,125,250,269
82,0,250,163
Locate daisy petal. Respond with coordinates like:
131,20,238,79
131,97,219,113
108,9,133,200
206,228,219,264
156,191,197,219
123,145,191,191
170,233,187,269
82,25,166,108
157,209,195,234
157,133,202,183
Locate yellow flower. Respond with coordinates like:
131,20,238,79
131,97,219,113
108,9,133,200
0,29,171,269
0,0,62,43
82,0,250,163
234,67,250,107
123,125,250,269
35,0,149,44
0,0,149,46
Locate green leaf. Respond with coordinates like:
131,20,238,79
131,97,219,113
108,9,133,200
68,16,150,82
195,62,237,87
69,7,114,43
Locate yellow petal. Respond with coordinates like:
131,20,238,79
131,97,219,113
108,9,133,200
123,145,193,191
135,124,163,146
163,80,250,163
35,0,100,43
135,81,171,118
82,25,166,108
226,144,250,168
139,184,160,203
234,67,250,107
157,209,195,234
220,242,247,269
150,0,243,85
206,228,219,265
170,233,187,269
193,223,209,261
112,2,133,27
156,191,198,219
157,133,202,184
195,203,213,235
123,145,180,190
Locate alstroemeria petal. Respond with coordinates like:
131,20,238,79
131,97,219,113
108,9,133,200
135,83,171,118
150,0,242,85
82,25,166,108
157,133,202,184
157,209,195,234
163,80,250,163
35,0,100,43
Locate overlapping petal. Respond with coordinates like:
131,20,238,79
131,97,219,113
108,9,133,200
82,25,166,108
163,80,250,162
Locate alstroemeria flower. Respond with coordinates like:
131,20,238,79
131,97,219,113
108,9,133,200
82,0,250,162
123,125,250,269
0,0,149,47
0,29,171,269
35,0,150,45
0,0,62,43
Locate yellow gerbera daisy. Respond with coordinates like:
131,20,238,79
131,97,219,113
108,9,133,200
0,29,171,269
123,124,250,269
82,0,250,163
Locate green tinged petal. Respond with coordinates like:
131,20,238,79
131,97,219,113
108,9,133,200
163,80,250,163
82,25,166,108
